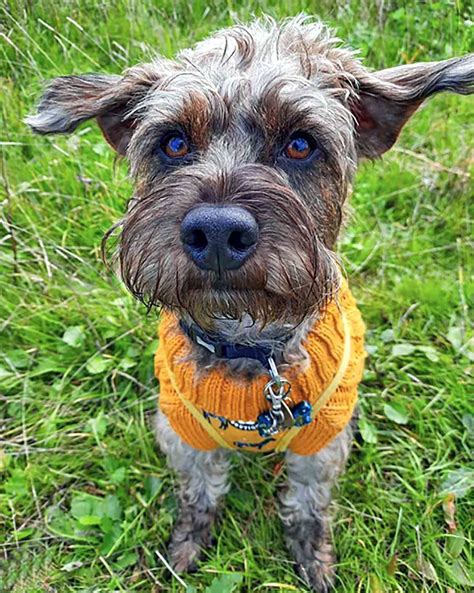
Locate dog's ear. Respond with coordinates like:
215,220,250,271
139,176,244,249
351,54,474,158
25,66,161,155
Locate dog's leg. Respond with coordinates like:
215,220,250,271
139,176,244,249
279,421,354,592
155,409,230,572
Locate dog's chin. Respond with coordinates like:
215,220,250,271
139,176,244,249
156,286,318,331
179,287,267,326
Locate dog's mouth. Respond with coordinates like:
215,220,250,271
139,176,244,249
212,278,235,291
169,283,312,329
181,268,267,293
188,285,268,299
210,278,261,291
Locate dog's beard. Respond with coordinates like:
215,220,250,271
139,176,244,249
114,230,340,330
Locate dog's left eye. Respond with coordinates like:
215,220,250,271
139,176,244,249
283,135,315,160
161,133,190,159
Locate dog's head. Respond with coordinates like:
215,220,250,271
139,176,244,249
27,17,473,329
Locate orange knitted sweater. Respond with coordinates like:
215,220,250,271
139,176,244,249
154,282,366,455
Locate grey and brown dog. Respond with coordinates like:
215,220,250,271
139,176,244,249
27,17,473,592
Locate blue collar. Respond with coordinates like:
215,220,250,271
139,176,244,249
179,320,290,370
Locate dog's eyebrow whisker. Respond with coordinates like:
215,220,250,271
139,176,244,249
180,55,205,76
274,25,284,61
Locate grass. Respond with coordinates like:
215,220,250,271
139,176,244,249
0,1,473,591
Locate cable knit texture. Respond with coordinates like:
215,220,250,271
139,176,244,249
154,282,366,455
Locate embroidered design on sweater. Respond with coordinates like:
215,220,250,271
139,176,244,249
154,282,366,455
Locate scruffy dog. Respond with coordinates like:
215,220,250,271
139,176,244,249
27,17,473,592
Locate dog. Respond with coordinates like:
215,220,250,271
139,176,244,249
26,16,473,592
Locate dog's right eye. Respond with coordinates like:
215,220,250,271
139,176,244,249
161,133,190,159
282,133,319,161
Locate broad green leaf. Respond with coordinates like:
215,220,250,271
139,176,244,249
446,531,465,559
144,475,162,500
4,469,29,497
71,496,93,520
125,345,140,358
446,559,474,586
446,327,474,360
391,7,405,20
463,341,474,361
205,574,243,593
119,357,137,370
359,419,378,444
103,495,122,521
7,402,22,419
93,142,107,156
86,356,113,375
110,467,127,484
440,468,473,498
77,514,102,526
391,343,416,357
145,339,159,357
380,328,395,343
88,414,108,439
416,345,439,362
365,344,378,356
46,507,89,541
99,524,123,555
15,528,34,540
31,358,66,376
384,403,408,425
62,325,86,348
114,551,138,569
0,366,13,380
5,349,30,369
447,326,463,351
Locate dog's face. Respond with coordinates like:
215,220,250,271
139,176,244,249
27,18,473,328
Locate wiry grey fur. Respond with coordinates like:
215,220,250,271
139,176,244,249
155,410,231,572
26,15,473,591
280,417,355,591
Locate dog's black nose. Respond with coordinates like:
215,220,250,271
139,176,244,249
180,205,259,272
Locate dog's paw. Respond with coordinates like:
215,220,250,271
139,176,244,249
291,539,336,592
168,539,202,573
167,517,214,573
297,552,335,592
